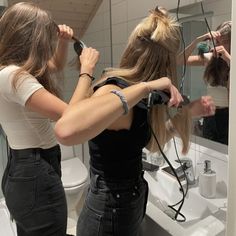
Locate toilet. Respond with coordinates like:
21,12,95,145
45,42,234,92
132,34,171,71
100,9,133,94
60,144,88,230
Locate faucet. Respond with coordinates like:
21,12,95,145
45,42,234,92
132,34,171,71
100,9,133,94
175,158,195,185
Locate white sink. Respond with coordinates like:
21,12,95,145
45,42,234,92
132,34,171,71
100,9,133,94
144,169,227,236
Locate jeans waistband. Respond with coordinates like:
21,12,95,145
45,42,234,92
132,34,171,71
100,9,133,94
90,170,145,192
10,145,61,165
10,145,60,156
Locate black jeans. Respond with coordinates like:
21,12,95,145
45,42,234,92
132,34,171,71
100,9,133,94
1,145,67,236
203,108,229,145
77,171,148,236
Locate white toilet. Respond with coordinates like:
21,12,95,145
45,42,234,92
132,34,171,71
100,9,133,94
60,144,88,230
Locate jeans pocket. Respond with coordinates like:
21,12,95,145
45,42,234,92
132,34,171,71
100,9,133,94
77,202,103,236
5,175,37,219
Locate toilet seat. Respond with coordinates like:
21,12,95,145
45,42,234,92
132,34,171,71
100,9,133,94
61,158,88,189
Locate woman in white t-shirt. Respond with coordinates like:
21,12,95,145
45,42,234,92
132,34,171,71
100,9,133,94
0,2,99,236
177,21,231,145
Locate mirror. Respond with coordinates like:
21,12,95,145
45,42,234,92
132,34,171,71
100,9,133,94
171,1,231,149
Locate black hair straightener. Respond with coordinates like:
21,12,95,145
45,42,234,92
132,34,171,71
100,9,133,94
147,90,190,109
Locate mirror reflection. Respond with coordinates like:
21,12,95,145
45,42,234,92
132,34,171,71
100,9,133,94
173,1,231,146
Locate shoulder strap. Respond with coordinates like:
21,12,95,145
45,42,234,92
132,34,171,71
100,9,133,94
93,77,130,92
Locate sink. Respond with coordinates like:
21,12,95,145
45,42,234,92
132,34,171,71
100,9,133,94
144,169,227,236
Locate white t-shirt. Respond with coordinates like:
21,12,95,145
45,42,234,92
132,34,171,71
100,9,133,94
207,85,229,108
0,65,57,149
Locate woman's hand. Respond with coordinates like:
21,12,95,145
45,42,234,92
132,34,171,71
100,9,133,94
196,31,220,42
168,83,183,108
80,47,100,75
211,45,231,66
48,24,74,71
57,24,74,41
188,96,215,118
147,77,183,107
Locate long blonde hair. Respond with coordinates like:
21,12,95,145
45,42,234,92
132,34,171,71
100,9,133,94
104,7,191,153
0,2,61,96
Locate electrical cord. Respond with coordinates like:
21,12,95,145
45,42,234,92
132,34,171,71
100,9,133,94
176,0,187,94
169,135,189,207
200,2,217,53
146,107,187,222
165,112,189,221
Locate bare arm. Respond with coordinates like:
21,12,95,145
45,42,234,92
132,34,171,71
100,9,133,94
165,95,215,140
54,77,183,145
48,25,74,71
25,47,99,122
69,47,100,104
177,31,220,66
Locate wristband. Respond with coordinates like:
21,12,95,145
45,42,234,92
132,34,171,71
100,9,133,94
79,73,96,82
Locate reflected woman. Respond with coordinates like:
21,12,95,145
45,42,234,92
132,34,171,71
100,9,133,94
178,21,231,145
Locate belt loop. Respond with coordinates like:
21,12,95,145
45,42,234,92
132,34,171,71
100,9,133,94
94,174,100,189
35,149,40,165
91,174,100,193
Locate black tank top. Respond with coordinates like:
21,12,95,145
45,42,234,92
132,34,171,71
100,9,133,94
89,77,151,179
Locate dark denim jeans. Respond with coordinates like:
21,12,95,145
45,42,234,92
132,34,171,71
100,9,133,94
1,145,67,236
203,107,229,145
77,171,148,236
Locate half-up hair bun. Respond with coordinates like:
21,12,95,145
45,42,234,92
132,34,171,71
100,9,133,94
150,6,167,17
127,6,181,54
148,6,181,53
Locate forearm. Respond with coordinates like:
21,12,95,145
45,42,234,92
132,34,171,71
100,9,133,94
50,39,69,71
55,82,149,145
177,38,200,65
69,75,93,105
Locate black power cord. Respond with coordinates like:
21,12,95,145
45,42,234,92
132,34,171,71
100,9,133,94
146,102,188,222
200,1,217,53
176,0,187,94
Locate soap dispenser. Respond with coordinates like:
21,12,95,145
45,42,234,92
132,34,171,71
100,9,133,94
199,160,216,198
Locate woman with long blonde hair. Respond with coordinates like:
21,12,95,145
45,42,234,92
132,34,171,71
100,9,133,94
55,6,214,236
